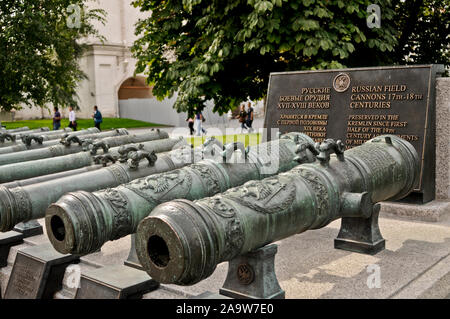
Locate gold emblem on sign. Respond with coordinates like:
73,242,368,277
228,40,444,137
333,73,351,93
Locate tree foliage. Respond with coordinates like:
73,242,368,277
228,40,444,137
132,0,449,115
393,0,449,66
132,0,399,114
0,0,105,112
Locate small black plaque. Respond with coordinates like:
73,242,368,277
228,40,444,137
75,265,159,299
264,65,445,203
4,243,79,299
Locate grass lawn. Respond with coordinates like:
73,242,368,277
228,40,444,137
186,133,262,148
1,118,169,130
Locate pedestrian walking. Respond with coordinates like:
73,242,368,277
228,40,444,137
92,105,103,131
236,104,248,133
194,111,207,136
53,107,61,131
68,106,77,131
246,102,254,133
186,115,195,135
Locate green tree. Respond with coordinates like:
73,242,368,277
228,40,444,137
132,0,398,114
392,0,449,66
0,0,105,112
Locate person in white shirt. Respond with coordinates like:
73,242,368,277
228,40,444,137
68,106,77,131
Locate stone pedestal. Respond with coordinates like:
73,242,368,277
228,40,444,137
382,77,450,222
219,244,285,299
381,200,450,222
4,243,79,299
75,264,159,299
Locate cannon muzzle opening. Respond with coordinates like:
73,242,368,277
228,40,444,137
136,202,218,285
45,192,103,256
147,235,170,268
45,203,77,254
50,215,66,242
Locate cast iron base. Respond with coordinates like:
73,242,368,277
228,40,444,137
335,204,385,255
75,264,159,299
219,244,285,299
4,243,79,299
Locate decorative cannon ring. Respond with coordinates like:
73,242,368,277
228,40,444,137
90,141,110,155
293,142,319,164
0,133,16,143
118,144,144,163
60,135,84,147
81,139,94,151
127,150,158,170
21,134,44,146
202,137,224,160
315,138,345,165
93,154,117,167
222,142,248,163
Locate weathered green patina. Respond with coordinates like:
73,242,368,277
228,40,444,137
0,137,190,232
133,135,419,285
0,128,125,154
45,133,317,255
0,136,185,185
0,129,169,166
0,126,32,133
0,127,57,143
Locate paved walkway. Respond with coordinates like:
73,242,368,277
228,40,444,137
1,214,449,299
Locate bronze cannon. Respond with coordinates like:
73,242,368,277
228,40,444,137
0,138,196,232
0,129,169,166
0,128,127,154
44,133,317,255
133,135,419,285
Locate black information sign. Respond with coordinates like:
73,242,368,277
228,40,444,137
264,65,444,203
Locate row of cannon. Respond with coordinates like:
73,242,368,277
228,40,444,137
0,125,419,291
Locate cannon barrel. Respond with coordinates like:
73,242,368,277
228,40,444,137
134,135,419,285
0,128,70,145
44,133,317,255
0,136,185,184
2,127,51,135
0,128,126,154
0,126,31,133
0,138,189,232
0,129,168,166
11,127,66,136
2,165,103,188
0,128,62,144
16,127,92,138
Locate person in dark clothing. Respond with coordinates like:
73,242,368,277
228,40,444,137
236,104,248,133
186,115,195,135
92,105,103,131
246,102,254,133
53,107,61,130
